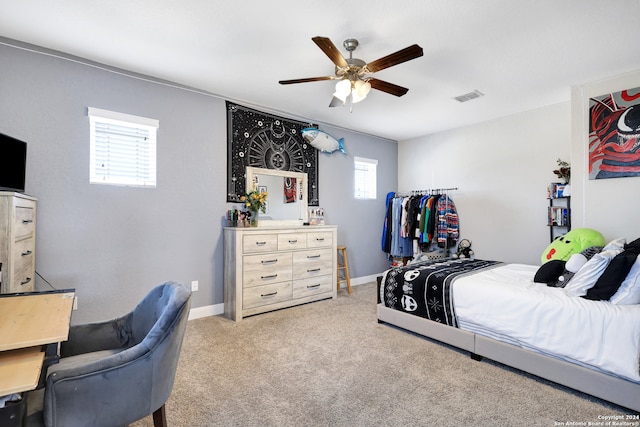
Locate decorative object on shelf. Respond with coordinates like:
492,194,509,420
240,190,268,227
553,158,571,184
308,207,325,225
226,102,319,206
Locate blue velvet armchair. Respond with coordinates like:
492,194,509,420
26,281,192,427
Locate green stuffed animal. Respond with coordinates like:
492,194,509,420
541,228,605,264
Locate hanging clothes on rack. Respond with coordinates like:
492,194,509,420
390,196,413,259
436,194,459,248
381,188,459,260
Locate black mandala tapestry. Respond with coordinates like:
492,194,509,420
226,102,319,206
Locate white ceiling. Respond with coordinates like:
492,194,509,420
2,0,640,141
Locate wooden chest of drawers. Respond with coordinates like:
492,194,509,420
224,226,337,321
0,192,37,294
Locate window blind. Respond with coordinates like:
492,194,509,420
88,107,158,187
354,156,377,199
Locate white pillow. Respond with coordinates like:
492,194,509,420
609,256,640,305
603,237,626,251
564,248,624,297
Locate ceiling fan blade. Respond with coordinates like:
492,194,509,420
312,36,349,68
279,76,335,85
365,44,423,73
368,78,409,97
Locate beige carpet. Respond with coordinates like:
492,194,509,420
132,283,631,427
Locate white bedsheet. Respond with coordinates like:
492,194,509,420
452,263,640,382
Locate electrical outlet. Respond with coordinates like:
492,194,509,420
73,296,78,310
191,280,199,292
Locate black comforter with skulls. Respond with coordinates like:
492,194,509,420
379,258,502,327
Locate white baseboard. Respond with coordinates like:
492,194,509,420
188,274,381,320
188,303,223,320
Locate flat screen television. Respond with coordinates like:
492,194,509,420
0,132,27,193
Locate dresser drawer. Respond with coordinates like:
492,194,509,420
243,264,292,288
292,249,333,279
243,234,278,253
13,258,35,290
306,231,333,248
293,275,333,299
14,206,36,240
243,252,292,271
277,233,307,250
243,282,292,309
14,238,35,270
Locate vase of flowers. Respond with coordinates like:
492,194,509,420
240,190,268,227
553,158,571,184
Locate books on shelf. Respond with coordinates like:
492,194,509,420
548,206,570,226
547,183,571,199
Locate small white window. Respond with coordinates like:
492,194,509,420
88,107,158,188
354,156,377,199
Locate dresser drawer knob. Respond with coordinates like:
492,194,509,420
260,274,278,280
288,239,298,244
307,268,321,273
22,219,33,224
20,277,32,286
307,254,321,259
315,237,325,242
261,259,278,265
255,241,267,246
260,291,278,298
21,250,33,256
307,284,321,289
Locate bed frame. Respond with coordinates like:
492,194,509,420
377,304,640,413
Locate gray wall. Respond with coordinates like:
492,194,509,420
0,39,396,323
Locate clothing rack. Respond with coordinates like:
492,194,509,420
396,187,458,197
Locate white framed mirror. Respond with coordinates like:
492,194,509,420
245,167,309,226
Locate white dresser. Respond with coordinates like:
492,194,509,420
0,192,37,294
224,225,337,321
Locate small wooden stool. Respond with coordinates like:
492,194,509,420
337,245,352,294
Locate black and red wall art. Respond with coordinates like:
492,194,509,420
589,87,640,180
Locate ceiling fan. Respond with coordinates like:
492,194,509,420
279,36,424,108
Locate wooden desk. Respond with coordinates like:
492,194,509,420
0,347,44,395
0,291,74,396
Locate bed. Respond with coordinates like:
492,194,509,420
376,256,640,412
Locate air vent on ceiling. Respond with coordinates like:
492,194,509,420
454,90,484,103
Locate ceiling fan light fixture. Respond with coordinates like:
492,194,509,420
357,80,372,97
335,79,351,97
329,96,346,107
332,90,348,103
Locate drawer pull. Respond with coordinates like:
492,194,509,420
315,238,325,242
307,284,321,289
21,277,32,286
22,219,33,224
307,268,321,273
307,254,321,259
261,259,278,265
288,239,298,244
260,274,278,280
255,241,267,246
21,250,33,256
261,291,278,298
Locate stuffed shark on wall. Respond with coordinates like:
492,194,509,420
301,128,346,154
